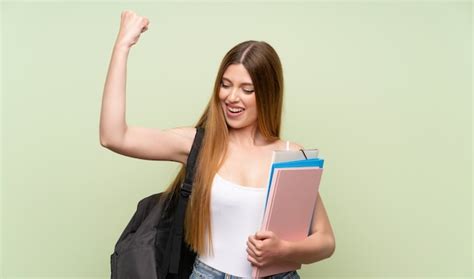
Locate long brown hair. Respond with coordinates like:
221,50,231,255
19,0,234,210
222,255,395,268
163,40,285,256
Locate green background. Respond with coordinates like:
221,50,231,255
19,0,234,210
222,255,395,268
1,0,472,278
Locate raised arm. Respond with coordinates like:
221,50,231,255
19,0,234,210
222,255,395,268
99,10,195,164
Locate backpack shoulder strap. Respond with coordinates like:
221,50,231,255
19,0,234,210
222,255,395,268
181,126,204,196
167,126,204,274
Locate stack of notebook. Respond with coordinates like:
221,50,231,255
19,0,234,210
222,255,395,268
252,149,325,278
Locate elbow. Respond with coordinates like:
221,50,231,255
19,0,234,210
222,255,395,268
326,236,336,259
100,140,108,148
100,136,113,148
301,234,336,265
99,135,108,147
100,135,123,150
99,125,127,148
99,129,117,148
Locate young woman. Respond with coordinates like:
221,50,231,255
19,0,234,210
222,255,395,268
100,10,336,279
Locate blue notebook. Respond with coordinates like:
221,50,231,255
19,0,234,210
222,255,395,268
264,158,324,210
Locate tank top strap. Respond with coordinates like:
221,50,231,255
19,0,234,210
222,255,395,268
286,140,290,150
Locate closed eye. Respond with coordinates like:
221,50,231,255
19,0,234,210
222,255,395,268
221,82,254,94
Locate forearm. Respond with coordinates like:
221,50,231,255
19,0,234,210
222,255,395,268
281,232,335,265
99,43,130,146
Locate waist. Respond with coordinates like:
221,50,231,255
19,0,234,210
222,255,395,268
192,258,300,279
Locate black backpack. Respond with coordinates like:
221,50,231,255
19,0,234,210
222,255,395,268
110,127,204,279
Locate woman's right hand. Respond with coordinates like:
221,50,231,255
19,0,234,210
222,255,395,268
115,10,150,49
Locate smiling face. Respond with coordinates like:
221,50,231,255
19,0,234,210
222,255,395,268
218,64,258,131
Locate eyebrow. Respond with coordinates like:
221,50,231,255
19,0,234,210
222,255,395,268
222,77,254,86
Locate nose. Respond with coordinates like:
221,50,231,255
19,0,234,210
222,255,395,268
227,88,240,103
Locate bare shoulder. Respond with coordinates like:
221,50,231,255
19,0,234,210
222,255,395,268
288,141,305,151
273,139,304,151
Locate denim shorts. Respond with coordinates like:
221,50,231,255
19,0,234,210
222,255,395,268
190,257,300,279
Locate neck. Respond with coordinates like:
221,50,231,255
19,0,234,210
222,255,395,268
227,124,267,147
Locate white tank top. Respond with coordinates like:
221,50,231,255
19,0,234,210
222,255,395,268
197,173,267,277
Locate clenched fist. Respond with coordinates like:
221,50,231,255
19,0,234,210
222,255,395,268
115,10,150,49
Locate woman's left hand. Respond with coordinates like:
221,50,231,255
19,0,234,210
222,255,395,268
246,231,288,267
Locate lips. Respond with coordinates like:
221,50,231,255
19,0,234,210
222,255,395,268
226,104,245,112
225,104,245,117
228,107,244,113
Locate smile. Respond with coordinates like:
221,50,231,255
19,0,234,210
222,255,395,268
228,107,244,113
226,105,245,117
